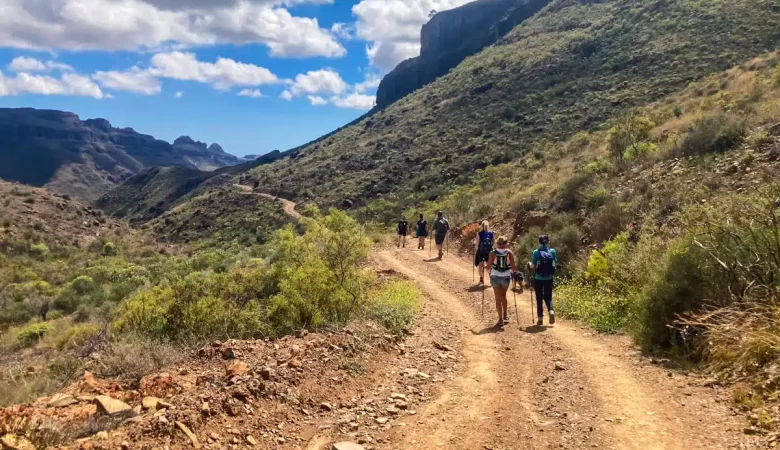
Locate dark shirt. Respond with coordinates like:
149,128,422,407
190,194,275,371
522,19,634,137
417,220,427,234
398,220,409,234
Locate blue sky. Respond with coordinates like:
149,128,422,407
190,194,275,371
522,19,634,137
0,0,471,157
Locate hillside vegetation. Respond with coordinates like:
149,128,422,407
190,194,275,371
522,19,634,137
369,51,780,424
247,0,780,210
0,182,415,407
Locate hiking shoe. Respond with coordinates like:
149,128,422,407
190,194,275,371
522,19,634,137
549,312,556,325
479,277,484,285
495,321,505,329
503,315,509,325
537,318,544,326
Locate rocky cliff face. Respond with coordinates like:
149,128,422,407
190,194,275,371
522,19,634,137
172,136,240,171
375,0,552,108
0,108,238,202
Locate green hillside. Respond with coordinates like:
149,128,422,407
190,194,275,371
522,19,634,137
247,0,780,209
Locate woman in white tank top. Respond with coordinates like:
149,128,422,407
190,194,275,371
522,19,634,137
487,236,516,329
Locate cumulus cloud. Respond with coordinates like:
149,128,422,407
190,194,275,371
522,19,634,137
238,88,263,98
330,92,375,110
175,91,183,98
307,95,327,105
93,66,162,95
280,90,293,100
0,0,345,58
8,57,74,73
288,69,347,97
352,0,472,71
330,22,355,40
354,72,381,93
0,70,104,98
149,51,279,90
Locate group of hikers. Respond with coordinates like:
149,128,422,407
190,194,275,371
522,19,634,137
398,213,556,329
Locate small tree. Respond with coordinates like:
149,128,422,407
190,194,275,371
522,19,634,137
606,110,655,163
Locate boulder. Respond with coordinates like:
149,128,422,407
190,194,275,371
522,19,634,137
332,443,366,450
47,393,78,408
94,395,133,416
0,434,35,450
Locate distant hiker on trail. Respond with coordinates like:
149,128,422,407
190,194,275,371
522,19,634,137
416,214,428,250
487,236,516,328
529,234,557,326
474,220,495,285
433,211,450,259
397,216,409,248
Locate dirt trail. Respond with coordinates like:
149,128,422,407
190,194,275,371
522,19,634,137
233,184,302,220
377,247,758,450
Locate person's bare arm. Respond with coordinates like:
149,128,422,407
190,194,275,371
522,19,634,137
487,252,495,270
509,251,517,273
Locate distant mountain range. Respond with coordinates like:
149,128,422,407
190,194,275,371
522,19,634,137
0,108,242,202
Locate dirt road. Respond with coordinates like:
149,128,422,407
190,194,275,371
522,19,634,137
375,248,759,450
233,184,302,220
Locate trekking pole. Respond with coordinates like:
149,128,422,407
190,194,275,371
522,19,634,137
446,234,450,256
481,284,485,320
513,282,520,326
530,280,535,324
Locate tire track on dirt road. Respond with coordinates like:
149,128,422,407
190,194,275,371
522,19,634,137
391,247,757,450
376,250,606,450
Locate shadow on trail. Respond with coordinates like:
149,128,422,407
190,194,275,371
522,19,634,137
466,285,490,293
523,325,552,334
472,326,503,335
423,258,443,263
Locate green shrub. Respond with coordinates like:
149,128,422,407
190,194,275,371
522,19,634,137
556,172,591,211
102,242,118,256
46,310,64,321
606,111,655,163
680,116,746,156
29,243,50,259
588,199,625,244
365,281,422,333
56,324,102,351
631,237,723,350
673,106,683,118
17,323,53,348
557,282,628,333
586,187,612,211
70,276,95,295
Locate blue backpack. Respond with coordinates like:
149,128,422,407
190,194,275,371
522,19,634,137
537,248,556,277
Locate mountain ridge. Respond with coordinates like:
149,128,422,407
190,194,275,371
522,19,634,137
0,107,241,202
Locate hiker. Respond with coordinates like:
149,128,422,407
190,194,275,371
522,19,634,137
432,211,450,259
416,213,428,250
397,216,409,248
487,236,516,328
473,220,495,285
529,234,557,326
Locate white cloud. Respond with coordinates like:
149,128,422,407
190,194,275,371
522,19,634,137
0,70,104,98
330,92,375,110
288,69,347,97
175,91,183,98
0,0,345,59
330,22,355,40
280,89,293,100
8,57,73,73
150,51,279,90
238,88,263,98
307,95,327,105
354,72,381,93
352,0,472,71
93,66,162,95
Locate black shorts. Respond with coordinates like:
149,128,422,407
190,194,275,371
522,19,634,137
398,230,408,236
475,251,490,266
434,234,446,245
